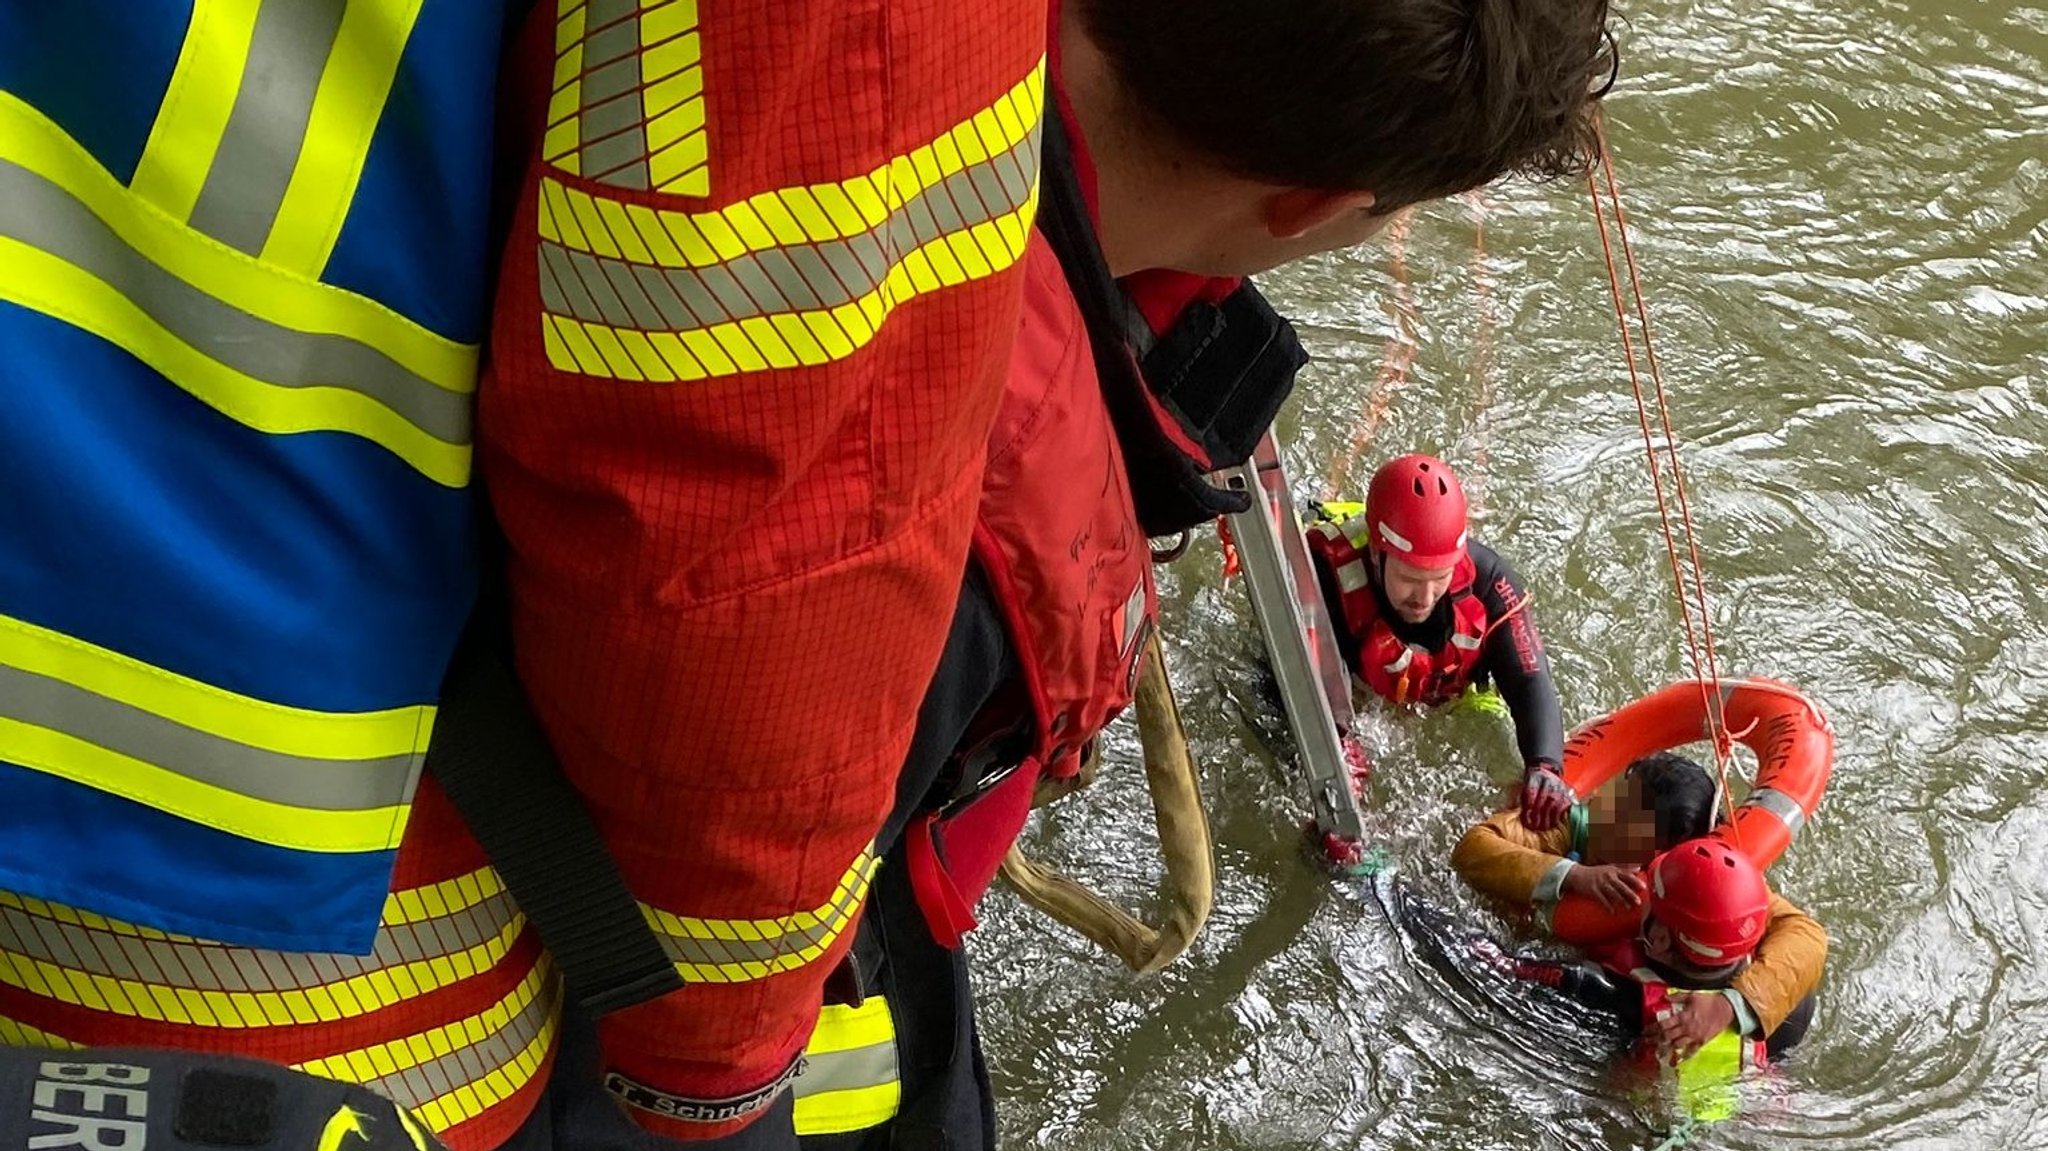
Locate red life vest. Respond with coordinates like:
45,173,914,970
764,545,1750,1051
905,233,1157,946
1306,519,1489,706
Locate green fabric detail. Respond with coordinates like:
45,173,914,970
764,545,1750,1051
1566,802,1591,861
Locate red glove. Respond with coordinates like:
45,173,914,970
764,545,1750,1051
1520,761,1574,831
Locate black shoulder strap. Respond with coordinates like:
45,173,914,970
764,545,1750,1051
425,524,684,1017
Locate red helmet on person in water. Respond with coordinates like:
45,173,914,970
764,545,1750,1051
1647,837,1771,965
1365,454,1469,570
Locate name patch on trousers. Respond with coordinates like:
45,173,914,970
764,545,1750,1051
603,1055,805,1125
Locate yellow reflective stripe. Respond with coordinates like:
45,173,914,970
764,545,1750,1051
547,189,1035,381
542,2,586,174
807,996,893,1054
296,957,559,1134
640,0,706,194
0,901,554,1139
793,997,900,1135
0,612,430,763
547,60,1044,263
382,867,506,925
544,0,707,191
0,93,476,486
0,1014,80,1050
0,886,528,1022
262,0,428,274
0,715,411,853
0,236,468,487
128,0,266,218
641,846,879,983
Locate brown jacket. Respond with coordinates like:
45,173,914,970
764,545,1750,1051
1452,807,1827,1035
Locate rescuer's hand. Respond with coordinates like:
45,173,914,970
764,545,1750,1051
1519,762,1574,831
1561,863,1647,913
1653,991,1737,1064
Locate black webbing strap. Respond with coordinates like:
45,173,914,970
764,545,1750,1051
425,538,684,1017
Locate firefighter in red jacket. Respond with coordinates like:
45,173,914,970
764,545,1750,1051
780,2,1622,1147
1307,454,1576,831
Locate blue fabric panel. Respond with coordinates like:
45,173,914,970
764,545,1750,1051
322,0,509,342
0,305,475,714
0,2,193,183
0,761,396,953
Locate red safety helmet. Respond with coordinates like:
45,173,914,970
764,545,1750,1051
1365,454,1469,570
1647,838,1771,965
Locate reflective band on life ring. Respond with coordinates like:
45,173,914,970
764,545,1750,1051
1546,677,1833,946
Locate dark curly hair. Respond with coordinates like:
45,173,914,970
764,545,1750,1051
1627,751,1724,850
1079,0,1618,213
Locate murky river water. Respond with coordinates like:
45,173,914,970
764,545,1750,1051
974,0,2048,1147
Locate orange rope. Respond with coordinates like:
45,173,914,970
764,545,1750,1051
1584,109,1737,816
1465,192,1498,518
1326,211,1418,493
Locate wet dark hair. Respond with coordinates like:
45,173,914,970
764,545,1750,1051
1078,0,1619,213
1627,751,1723,850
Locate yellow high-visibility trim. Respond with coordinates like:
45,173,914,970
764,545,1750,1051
0,909,529,1025
0,612,433,763
0,237,468,487
549,188,1037,382
807,995,894,1054
261,0,428,274
128,0,266,218
378,867,505,926
793,998,900,1136
0,95,476,484
794,1081,900,1136
297,957,554,1085
547,58,1044,267
0,1014,81,1051
0,716,411,854
641,846,878,984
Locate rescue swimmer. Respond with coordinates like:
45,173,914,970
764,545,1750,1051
1308,454,1574,830
1453,750,1827,1068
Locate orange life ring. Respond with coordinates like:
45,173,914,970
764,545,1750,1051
1546,677,1833,945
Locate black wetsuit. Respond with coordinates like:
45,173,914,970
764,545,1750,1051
1316,539,1566,770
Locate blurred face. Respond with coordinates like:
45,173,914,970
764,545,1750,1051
1379,554,1455,623
1597,773,1662,866
1641,918,1744,984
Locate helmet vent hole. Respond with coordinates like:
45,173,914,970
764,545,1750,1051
1412,478,1425,497
1437,477,1449,496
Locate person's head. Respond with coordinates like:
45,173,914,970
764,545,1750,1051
1365,454,1468,623
1606,751,1721,862
1066,0,1617,276
1641,838,1770,981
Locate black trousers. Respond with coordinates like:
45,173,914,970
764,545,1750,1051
508,855,994,1151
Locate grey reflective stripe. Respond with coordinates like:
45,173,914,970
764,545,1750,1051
0,890,520,993
363,976,555,1111
1449,632,1484,650
792,1041,897,1099
0,159,471,446
578,0,649,187
0,660,419,813
647,869,868,969
186,0,351,252
538,126,1041,330
1743,787,1807,837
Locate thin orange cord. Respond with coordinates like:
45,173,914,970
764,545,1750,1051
1466,192,1498,519
1584,110,1737,821
1327,211,1418,494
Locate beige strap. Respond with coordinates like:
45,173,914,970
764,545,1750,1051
998,630,1214,973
